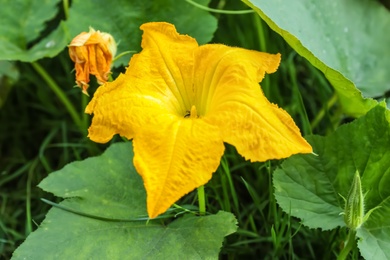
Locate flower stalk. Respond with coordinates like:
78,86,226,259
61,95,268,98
197,185,206,216
337,229,357,260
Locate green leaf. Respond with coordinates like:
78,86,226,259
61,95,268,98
0,0,217,64
12,142,237,259
0,0,65,61
65,0,217,66
243,0,390,116
273,140,345,231
273,104,390,256
357,197,390,260
0,0,61,45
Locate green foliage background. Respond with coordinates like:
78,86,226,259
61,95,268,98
274,104,390,259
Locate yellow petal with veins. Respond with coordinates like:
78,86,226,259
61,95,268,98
86,22,198,142
194,44,312,161
133,114,225,218
86,72,174,142
134,22,199,114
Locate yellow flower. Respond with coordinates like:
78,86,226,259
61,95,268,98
86,22,312,218
68,27,117,95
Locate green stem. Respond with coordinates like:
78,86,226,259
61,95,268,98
337,229,357,260
254,14,270,96
113,50,137,63
254,14,267,52
221,156,239,212
197,185,206,215
41,198,175,222
26,158,38,235
287,54,312,136
172,204,197,215
185,0,254,14
63,0,69,19
31,62,82,130
310,92,338,130
81,93,88,134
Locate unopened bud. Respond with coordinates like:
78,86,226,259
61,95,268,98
343,171,364,230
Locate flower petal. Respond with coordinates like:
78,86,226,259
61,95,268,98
86,73,172,143
86,22,199,143
69,45,90,87
85,33,112,84
134,22,199,115
192,44,281,116
194,45,312,161
133,115,225,218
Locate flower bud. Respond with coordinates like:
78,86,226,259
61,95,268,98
343,171,364,230
68,27,117,95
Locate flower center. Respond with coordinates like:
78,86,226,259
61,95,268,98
184,105,198,118
190,105,198,118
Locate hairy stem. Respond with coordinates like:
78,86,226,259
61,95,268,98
337,229,357,260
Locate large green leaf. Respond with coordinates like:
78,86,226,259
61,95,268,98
0,0,65,61
0,0,217,64
357,197,390,260
243,0,390,116
0,0,61,44
12,142,237,259
273,104,390,257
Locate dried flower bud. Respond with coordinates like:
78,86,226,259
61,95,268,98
68,27,117,95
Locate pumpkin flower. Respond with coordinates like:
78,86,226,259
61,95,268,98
86,22,312,218
68,27,117,95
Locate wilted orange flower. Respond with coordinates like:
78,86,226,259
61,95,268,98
86,22,312,218
68,27,117,95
